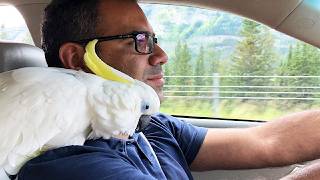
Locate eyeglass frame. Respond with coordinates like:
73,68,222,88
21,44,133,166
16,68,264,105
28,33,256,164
73,31,158,54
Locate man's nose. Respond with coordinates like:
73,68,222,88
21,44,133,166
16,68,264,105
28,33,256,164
148,44,168,66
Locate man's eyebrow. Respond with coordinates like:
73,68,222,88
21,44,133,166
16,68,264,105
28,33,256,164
128,30,156,36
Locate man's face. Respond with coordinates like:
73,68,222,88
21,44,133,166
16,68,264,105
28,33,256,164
94,0,168,101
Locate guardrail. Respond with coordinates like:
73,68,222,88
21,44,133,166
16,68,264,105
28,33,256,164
163,75,320,100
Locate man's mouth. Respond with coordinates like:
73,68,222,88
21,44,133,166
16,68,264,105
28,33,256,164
146,74,165,87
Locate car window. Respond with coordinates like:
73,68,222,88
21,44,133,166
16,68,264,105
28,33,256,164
0,5,34,45
141,3,320,121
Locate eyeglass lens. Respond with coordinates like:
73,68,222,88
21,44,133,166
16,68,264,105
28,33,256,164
136,33,154,54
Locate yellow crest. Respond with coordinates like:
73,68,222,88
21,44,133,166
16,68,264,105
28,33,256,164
84,39,134,84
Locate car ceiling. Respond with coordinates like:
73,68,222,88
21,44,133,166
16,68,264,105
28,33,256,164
0,0,319,49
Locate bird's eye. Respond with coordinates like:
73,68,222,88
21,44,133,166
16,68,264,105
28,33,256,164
141,101,150,112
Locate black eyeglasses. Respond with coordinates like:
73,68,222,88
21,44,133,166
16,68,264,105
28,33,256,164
75,31,158,54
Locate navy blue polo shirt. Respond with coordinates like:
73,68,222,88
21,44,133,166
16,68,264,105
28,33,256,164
18,113,207,180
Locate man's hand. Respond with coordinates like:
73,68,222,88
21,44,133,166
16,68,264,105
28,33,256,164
280,159,320,180
190,110,320,171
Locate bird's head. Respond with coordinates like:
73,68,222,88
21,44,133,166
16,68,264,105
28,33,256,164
84,39,160,115
135,81,160,115
134,79,160,132
83,40,160,137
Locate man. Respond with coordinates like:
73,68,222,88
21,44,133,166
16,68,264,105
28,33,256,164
17,0,320,179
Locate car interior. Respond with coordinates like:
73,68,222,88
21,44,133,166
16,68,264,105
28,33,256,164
0,0,319,179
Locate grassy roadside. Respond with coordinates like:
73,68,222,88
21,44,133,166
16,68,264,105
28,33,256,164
160,98,319,121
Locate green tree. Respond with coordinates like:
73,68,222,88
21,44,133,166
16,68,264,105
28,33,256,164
229,20,277,99
163,63,172,86
173,40,182,75
206,48,220,75
231,20,276,76
280,42,320,103
194,45,205,85
284,42,320,76
204,48,221,88
179,43,193,96
173,41,193,76
170,40,193,96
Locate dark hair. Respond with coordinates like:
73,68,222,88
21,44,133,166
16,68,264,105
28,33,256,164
41,0,100,67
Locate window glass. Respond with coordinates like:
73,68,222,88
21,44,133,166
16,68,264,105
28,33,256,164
141,4,320,121
0,5,34,45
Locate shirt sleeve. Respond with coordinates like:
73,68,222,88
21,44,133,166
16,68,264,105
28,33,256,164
18,147,158,180
155,113,208,165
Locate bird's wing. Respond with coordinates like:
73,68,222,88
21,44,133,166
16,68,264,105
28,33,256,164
0,67,90,175
85,79,132,139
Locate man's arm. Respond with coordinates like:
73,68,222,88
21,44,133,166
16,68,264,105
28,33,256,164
190,110,320,171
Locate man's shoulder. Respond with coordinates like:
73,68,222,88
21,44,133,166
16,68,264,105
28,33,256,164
18,140,135,179
151,113,184,125
27,141,121,163
145,113,191,139
149,113,185,131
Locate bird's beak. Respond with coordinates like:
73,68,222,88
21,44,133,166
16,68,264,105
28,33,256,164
135,115,152,132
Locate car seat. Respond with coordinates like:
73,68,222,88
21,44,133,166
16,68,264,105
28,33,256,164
0,41,47,72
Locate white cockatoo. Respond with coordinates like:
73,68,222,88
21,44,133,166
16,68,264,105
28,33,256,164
0,39,160,175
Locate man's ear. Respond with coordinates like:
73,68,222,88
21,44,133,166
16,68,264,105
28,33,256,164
59,42,85,70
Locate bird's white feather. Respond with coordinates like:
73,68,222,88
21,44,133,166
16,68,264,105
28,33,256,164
0,68,91,174
0,67,160,175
